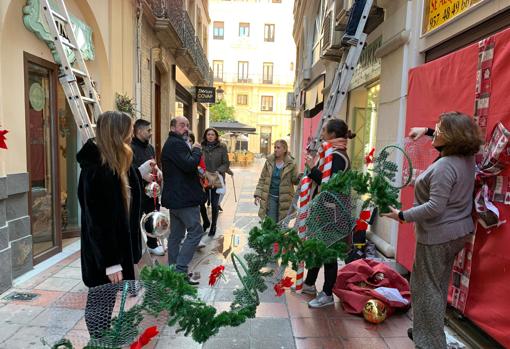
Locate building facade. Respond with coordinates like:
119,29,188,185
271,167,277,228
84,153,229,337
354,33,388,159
291,0,510,279
208,0,295,154
0,0,212,293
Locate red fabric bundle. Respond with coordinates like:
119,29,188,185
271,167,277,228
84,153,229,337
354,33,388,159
332,259,411,315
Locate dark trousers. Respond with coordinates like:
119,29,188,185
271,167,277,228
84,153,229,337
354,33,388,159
200,188,220,230
85,284,118,338
304,262,338,296
345,0,367,35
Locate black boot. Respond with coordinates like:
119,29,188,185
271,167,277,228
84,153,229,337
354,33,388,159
200,204,210,233
407,328,413,341
208,206,219,237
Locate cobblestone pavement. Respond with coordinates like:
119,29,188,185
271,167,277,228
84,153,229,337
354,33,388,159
0,160,418,349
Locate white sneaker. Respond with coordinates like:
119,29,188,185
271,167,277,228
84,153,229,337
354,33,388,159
148,246,165,256
308,291,334,308
301,283,317,295
197,235,211,249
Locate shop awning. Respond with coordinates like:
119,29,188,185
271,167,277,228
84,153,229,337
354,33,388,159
210,121,256,134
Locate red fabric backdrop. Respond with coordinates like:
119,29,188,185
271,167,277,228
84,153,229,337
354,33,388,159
301,112,323,171
399,27,510,348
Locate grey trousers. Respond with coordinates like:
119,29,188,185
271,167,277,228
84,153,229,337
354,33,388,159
411,234,471,349
267,195,279,222
167,206,204,273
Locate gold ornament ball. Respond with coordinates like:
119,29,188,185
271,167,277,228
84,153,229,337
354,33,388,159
363,299,387,324
145,181,161,198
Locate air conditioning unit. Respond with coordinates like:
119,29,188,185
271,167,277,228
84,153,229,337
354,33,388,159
303,68,311,81
321,10,343,61
335,0,351,31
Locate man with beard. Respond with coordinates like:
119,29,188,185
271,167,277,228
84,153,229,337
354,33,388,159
161,116,205,285
131,119,164,256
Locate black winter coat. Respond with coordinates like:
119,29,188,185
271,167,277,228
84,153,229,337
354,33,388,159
77,140,143,287
161,132,205,209
131,137,158,213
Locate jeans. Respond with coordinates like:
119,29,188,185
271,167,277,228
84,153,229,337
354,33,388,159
167,206,203,273
345,0,367,36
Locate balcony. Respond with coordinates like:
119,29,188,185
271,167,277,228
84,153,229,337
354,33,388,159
144,0,213,86
215,73,294,86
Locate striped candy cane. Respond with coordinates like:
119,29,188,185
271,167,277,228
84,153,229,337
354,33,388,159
294,142,334,291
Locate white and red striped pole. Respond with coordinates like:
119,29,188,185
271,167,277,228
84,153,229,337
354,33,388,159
294,142,333,291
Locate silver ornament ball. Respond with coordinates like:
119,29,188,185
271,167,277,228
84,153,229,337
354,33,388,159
141,211,170,238
145,181,161,198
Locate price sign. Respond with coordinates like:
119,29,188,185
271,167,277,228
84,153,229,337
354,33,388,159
424,0,482,33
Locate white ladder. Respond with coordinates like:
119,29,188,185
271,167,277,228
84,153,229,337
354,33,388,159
309,0,374,152
40,0,101,143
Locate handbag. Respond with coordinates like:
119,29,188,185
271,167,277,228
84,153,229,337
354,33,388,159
205,171,223,189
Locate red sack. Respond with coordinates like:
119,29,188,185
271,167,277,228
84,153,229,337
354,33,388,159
332,259,411,316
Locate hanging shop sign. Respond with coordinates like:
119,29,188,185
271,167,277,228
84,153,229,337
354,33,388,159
350,36,382,90
23,0,95,64
423,0,483,34
196,86,216,103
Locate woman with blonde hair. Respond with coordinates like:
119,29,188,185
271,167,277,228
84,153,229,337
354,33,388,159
254,139,299,223
77,111,153,338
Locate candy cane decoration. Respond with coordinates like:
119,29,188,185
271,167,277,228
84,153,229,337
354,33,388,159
294,142,334,291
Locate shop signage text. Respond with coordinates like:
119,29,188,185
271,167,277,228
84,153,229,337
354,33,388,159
350,36,382,90
424,0,482,34
196,87,216,103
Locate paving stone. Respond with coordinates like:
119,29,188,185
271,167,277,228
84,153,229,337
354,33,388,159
250,318,293,339
0,304,45,324
30,307,83,330
0,322,21,343
154,335,202,349
34,277,81,292
203,337,250,349
0,325,67,349
52,267,82,279
251,337,296,349
213,320,250,338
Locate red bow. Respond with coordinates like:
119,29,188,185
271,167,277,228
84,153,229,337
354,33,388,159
130,326,159,349
364,148,375,165
209,265,225,286
274,276,294,297
355,210,371,231
0,130,8,149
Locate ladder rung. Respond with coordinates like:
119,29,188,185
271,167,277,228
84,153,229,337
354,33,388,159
71,68,87,77
81,96,97,104
61,39,77,50
51,10,68,23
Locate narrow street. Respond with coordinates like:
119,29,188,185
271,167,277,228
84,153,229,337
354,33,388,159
0,160,423,349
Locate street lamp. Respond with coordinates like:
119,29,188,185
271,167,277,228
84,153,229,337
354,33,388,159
216,86,224,102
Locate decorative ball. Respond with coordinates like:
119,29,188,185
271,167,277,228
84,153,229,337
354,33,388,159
145,181,161,198
141,211,170,239
363,299,387,324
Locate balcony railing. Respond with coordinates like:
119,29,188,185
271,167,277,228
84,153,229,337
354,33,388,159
212,73,294,86
145,0,213,86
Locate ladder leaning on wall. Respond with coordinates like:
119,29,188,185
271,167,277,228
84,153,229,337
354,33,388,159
308,0,374,153
40,0,101,144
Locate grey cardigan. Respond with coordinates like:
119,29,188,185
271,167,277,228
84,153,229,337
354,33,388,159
402,155,475,245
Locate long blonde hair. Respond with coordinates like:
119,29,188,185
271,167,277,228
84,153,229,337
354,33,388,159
95,111,134,211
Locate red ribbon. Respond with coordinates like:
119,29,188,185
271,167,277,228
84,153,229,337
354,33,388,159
0,130,8,149
209,265,225,286
130,326,159,349
364,148,375,165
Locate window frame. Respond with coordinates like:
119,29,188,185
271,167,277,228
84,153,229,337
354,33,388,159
238,61,249,82
213,21,224,40
237,94,248,105
262,62,274,84
261,95,274,111
239,22,250,37
212,60,224,81
264,24,275,42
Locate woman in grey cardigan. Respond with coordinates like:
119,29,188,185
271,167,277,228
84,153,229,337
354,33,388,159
383,112,483,349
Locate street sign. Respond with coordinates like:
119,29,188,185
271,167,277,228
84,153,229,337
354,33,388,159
196,86,216,103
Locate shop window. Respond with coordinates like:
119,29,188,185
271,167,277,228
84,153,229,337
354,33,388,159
264,24,275,42
261,96,273,111
213,21,224,40
263,62,273,84
237,94,248,105
312,0,326,65
239,22,250,37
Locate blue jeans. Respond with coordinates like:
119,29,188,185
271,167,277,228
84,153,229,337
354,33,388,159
167,206,203,273
345,0,367,36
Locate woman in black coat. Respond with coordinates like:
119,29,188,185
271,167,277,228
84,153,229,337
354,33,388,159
77,111,151,338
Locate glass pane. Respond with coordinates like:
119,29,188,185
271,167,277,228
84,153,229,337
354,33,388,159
57,85,79,234
28,63,57,257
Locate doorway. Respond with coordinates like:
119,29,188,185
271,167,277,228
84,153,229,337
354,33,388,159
24,53,62,264
260,126,272,155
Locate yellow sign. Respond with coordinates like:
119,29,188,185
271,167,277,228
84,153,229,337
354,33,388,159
425,0,482,33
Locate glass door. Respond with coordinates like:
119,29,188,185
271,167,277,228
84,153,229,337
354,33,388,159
25,56,61,263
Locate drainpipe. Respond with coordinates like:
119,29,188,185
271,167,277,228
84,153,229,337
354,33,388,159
135,0,143,119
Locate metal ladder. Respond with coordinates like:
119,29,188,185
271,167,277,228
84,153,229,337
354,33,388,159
40,0,101,143
309,0,374,152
